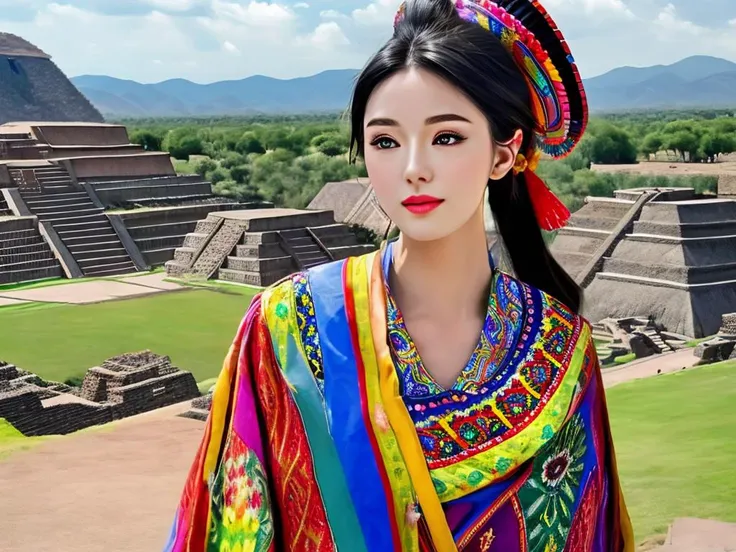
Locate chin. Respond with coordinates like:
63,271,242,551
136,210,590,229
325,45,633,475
393,216,463,243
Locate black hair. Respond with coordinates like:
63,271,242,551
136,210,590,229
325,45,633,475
348,0,581,312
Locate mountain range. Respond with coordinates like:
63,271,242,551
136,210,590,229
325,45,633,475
71,55,736,118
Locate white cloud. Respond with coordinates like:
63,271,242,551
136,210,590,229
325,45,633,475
320,9,348,21
351,0,400,26
654,3,703,35
143,0,204,11
222,40,240,54
210,0,295,26
544,0,634,18
299,21,350,50
293,2,309,8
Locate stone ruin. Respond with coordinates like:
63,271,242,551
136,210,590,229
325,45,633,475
166,208,374,287
551,187,736,338
693,313,736,365
592,316,690,364
180,390,213,422
0,360,110,436
79,351,200,419
0,351,199,437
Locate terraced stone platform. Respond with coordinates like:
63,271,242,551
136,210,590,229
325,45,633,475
166,208,375,286
577,191,736,337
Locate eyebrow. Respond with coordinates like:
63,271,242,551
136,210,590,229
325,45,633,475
365,113,472,127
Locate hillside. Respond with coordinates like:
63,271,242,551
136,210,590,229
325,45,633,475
71,56,736,117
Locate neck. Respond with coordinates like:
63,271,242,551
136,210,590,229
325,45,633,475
389,205,492,320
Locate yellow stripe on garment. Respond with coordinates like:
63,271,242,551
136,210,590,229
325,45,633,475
351,252,418,552
201,332,242,546
368,251,458,552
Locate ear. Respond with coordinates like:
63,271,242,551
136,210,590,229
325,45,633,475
490,129,523,180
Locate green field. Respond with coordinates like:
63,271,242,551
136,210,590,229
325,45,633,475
608,361,736,541
0,286,256,383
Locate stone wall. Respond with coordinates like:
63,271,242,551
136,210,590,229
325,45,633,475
1,352,200,436
0,361,112,436
80,351,199,420
718,174,736,197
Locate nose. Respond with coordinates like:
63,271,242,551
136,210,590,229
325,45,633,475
403,144,433,187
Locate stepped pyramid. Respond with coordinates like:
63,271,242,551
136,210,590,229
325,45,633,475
0,33,102,124
166,208,375,286
551,188,736,338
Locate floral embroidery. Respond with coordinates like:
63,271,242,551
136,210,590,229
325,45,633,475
293,273,324,382
518,413,587,552
209,433,274,552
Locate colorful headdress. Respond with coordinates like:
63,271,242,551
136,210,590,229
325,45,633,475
394,0,589,231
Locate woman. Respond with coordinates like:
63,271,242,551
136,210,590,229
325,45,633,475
165,0,634,550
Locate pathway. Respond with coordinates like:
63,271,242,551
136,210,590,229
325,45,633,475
602,349,700,388
0,273,186,305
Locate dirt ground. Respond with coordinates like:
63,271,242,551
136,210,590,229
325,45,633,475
0,404,203,552
0,350,700,552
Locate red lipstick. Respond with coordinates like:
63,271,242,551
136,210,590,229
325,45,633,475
401,195,444,214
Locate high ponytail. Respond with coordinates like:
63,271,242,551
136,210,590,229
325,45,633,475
488,172,581,313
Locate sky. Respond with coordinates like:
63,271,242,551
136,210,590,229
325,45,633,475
0,0,735,83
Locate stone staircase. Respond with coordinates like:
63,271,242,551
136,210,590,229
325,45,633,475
13,166,137,277
0,194,10,216
0,217,62,284
166,209,375,286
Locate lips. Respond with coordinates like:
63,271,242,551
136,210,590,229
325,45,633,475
401,195,444,215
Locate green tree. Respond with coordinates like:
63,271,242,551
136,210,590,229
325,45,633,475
700,132,736,160
665,130,700,162
162,127,204,160
129,130,163,151
235,131,266,155
588,124,638,164
193,157,217,176
230,165,251,184
640,133,664,157
207,167,229,184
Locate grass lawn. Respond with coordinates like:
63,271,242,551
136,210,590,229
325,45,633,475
608,360,736,542
0,287,256,384
0,419,47,459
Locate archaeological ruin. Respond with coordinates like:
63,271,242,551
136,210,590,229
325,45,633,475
308,179,395,238
0,33,103,125
166,208,375,286
0,122,265,284
0,351,199,437
551,185,736,338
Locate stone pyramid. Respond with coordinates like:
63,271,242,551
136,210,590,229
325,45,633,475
551,188,736,338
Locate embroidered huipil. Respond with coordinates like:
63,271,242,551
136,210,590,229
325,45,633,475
165,244,634,552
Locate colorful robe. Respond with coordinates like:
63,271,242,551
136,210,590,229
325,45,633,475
165,247,634,552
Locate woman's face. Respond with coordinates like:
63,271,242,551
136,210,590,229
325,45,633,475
363,67,504,242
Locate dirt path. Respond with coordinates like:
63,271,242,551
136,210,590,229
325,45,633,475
0,412,203,552
602,349,699,388
0,350,701,552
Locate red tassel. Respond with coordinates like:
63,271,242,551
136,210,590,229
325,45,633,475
524,169,570,231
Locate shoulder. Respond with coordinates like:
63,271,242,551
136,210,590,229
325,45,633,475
259,251,378,313
497,268,591,339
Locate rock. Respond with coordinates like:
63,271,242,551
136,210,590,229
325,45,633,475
629,333,658,359
694,339,736,364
